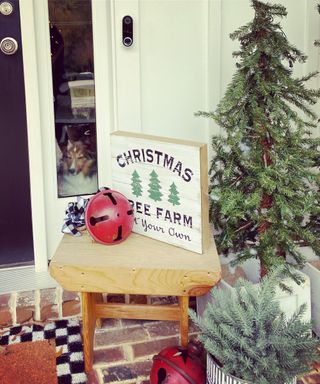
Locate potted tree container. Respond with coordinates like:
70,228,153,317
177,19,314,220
190,268,319,384
297,246,320,336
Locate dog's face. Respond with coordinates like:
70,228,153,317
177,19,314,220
61,140,96,176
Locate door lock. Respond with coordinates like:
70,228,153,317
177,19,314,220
0,1,13,16
0,37,18,55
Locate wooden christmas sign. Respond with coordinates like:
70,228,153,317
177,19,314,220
110,131,210,253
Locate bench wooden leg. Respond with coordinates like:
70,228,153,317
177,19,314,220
82,292,97,372
94,293,104,329
179,296,189,348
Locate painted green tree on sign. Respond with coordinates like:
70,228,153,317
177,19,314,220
168,182,180,206
148,170,162,202
131,170,143,197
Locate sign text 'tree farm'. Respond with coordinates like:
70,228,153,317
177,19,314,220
111,131,210,254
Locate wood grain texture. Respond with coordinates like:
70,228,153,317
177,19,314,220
49,231,221,374
200,144,210,251
82,292,97,372
111,130,206,148
49,232,221,296
94,293,103,328
179,296,189,348
95,303,181,321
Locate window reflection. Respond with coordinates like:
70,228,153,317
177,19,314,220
49,0,98,197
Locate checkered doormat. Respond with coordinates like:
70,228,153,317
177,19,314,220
0,318,87,384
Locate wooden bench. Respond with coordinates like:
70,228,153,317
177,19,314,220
49,231,220,372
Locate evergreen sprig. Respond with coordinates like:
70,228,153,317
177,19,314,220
189,268,319,384
197,0,320,278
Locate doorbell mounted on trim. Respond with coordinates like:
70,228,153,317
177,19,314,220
122,15,133,47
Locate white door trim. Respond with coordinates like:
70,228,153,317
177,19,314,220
32,0,65,261
19,0,48,272
92,0,115,188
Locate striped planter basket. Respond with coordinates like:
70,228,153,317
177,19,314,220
206,354,297,384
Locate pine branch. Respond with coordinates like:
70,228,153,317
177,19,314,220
190,268,320,383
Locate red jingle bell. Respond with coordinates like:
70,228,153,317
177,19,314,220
85,189,134,245
150,343,205,384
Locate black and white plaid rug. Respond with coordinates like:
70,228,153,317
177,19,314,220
0,318,87,384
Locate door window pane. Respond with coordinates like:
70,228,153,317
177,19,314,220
48,0,98,197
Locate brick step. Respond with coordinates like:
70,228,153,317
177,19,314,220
2,288,319,384
92,319,199,384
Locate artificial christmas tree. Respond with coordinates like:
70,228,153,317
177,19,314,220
197,0,320,279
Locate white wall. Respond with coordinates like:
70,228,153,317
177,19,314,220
114,0,320,143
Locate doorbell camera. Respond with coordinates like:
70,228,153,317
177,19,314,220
122,15,133,47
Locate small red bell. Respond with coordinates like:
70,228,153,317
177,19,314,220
85,188,134,245
150,343,205,384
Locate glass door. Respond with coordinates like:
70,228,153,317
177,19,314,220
48,0,98,197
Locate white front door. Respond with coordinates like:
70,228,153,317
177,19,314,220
2,0,316,290
112,0,216,142
32,0,218,261
33,1,114,260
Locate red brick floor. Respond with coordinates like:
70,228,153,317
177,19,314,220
85,317,320,384
87,318,199,384
1,289,319,383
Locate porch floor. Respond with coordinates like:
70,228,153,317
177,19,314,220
87,317,199,384
0,290,319,383
86,316,320,384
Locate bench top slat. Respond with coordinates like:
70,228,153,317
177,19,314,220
49,232,221,296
